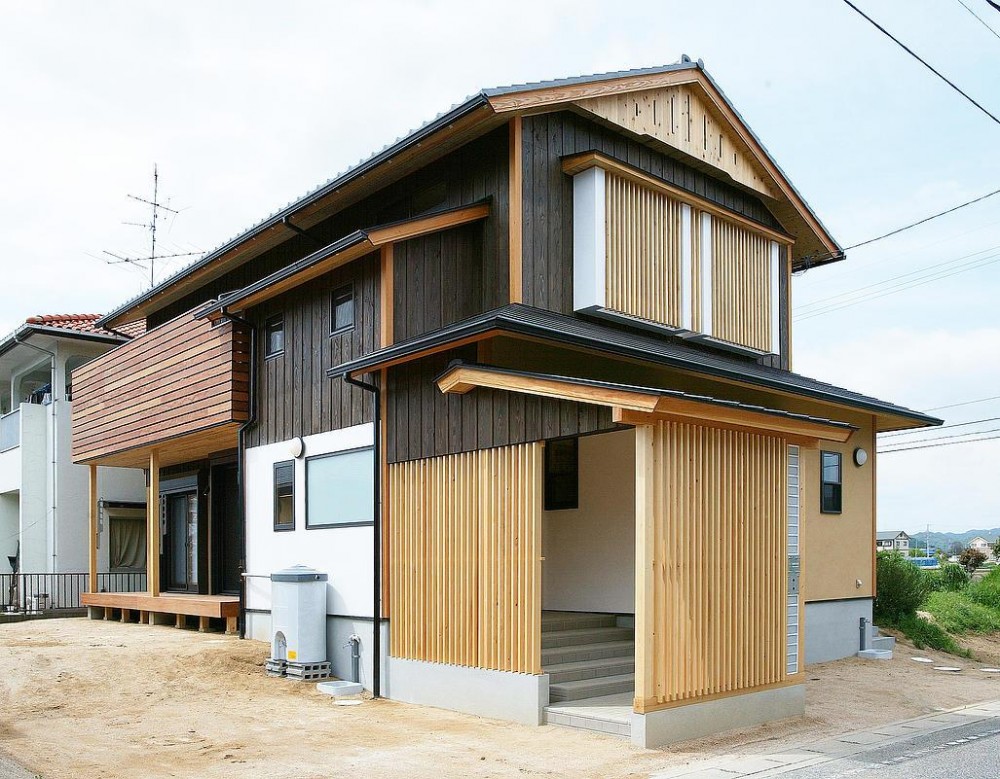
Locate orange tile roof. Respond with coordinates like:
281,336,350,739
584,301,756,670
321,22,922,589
24,314,145,339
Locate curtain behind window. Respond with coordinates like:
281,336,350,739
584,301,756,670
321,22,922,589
110,513,146,571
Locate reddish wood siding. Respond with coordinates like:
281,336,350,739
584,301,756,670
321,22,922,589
71,312,249,463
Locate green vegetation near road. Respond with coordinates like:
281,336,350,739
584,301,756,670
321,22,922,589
875,553,1000,656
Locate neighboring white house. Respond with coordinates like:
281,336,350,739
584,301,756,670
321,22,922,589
968,536,996,560
0,315,148,602
876,530,911,554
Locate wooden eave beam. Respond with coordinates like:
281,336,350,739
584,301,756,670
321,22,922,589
562,152,795,245
437,364,661,411
225,202,491,314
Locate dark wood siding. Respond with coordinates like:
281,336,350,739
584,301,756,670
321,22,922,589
246,254,379,447
520,111,780,314
393,222,486,343
150,126,510,329
386,350,617,464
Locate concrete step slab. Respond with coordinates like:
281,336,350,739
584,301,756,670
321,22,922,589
542,640,635,665
549,672,635,702
544,655,635,684
541,626,634,649
541,612,617,632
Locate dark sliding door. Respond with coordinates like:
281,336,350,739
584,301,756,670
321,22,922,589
211,464,242,595
165,491,199,593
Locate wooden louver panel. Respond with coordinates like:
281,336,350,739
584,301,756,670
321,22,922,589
605,172,683,327
71,311,249,464
636,421,787,711
388,443,543,674
711,219,773,352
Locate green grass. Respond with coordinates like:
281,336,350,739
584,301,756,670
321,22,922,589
894,613,972,657
923,590,1000,634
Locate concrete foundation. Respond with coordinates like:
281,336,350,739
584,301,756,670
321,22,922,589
384,656,549,726
631,684,806,748
805,597,872,664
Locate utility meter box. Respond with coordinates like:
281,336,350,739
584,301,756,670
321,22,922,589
270,565,328,664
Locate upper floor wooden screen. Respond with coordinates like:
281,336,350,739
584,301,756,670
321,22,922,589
71,312,249,466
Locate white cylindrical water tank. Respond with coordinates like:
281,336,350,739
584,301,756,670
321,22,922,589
270,565,328,664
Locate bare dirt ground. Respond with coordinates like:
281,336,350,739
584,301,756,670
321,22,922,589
0,619,998,779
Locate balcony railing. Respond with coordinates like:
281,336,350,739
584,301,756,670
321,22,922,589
0,572,147,613
0,408,19,452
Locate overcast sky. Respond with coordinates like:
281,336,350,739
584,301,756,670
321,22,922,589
2,1,998,535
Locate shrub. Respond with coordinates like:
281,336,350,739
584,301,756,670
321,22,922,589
874,552,932,622
958,548,988,573
896,613,971,657
923,591,1000,634
931,563,971,592
967,573,1000,611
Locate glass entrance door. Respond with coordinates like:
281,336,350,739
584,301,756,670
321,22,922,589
166,492,199,592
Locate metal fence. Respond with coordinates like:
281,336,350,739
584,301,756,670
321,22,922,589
0,572,147,613
0,408,19,452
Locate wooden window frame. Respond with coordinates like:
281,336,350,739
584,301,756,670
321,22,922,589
331,283,355,336
264,314,285,359
273,460,295,532
820,450,843,515
544,437,579,511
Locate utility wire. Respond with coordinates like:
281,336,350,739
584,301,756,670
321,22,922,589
880,432,1000,453
841,0,1000,127
956,0,1000,41
880,415,1000,438
923,394,1000,412
881,425,1000,448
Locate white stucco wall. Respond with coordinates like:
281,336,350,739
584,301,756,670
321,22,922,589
244,423,376,619
18,403,48,573
542,428,636,614
0,491,18,572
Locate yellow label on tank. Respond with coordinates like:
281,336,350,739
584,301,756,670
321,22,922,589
288,650,297,660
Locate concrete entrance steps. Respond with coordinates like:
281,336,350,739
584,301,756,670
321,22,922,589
542,611,634,704
543,692,632,738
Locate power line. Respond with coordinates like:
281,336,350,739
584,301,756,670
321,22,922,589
880,432,1000,454
923,394,1000,412
881,424,1000,449
880,415,1000,438
956,0,1000,41
841,0,1000,127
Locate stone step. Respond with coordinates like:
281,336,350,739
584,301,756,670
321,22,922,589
544,655,635,684
857,649,892,661
549,673,635,702
541,612,617,632
541,626,634,649
871,635,896,652
543,706,631,738
542,640,635,666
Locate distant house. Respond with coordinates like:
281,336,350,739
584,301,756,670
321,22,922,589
969,536,996,560
876,531,910,554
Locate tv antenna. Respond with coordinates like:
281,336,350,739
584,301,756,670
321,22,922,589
102,164,200,289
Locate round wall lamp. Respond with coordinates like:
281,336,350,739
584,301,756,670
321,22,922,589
853,447,868,467
289,436,305,459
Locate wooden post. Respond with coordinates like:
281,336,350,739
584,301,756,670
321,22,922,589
88,465,98,593
380,245,394,348
634,424,656,713
148,450,161,597
198,616,210,633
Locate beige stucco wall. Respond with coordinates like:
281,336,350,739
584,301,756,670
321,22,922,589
800,414,876,602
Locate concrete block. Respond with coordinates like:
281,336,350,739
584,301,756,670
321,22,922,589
317,680,363,696
857,649,892,660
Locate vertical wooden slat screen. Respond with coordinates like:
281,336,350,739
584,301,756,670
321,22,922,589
635,421,787,712
711,219,773,352
388,442,542,674
605,172,683,327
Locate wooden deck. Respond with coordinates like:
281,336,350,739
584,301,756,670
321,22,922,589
82,592,240,633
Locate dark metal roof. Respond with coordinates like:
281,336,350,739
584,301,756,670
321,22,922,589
100,59,840,327
332,304,941,429
437,361,856,432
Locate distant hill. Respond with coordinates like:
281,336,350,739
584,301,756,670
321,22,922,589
899,528,1000,553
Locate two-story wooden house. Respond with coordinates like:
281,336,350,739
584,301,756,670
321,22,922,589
70,62,939,746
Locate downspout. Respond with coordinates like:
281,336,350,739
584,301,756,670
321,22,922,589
343,372,381,699
218,309,257,640
13,334,58,573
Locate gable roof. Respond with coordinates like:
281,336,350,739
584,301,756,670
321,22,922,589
100,60,841,328
332,303,940,433
0,314,142,361
876,531,909,541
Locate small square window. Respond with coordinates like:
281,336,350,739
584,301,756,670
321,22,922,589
274,461,294,531
820,451,842,514
265,315,284,358
332,285,354,334
545,438,579,511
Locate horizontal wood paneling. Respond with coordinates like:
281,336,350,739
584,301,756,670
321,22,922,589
386,351,617,464
71,312,248,463
247,256,379,448
605,172,683,327
388,442,542,673
635,421,787,711
711,219,773,352
521,111,779,314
